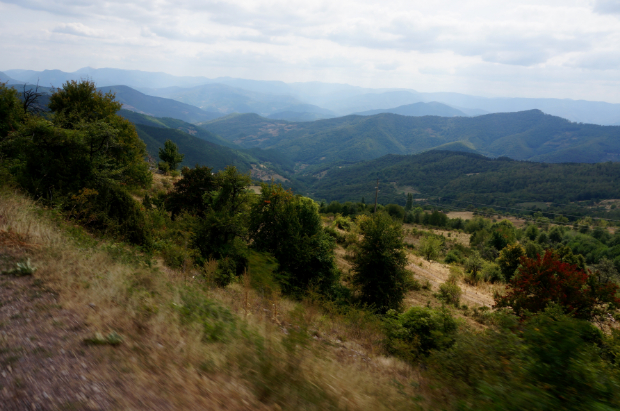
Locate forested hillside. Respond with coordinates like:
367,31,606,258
306,151,620,213
120,110,295,175
202,110,620,164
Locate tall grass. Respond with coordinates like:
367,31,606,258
0,189,423,410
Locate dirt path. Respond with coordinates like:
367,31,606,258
0,274,115,410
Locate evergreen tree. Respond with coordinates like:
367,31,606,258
405,193,413,211
351,212,409,313
159,139,184,171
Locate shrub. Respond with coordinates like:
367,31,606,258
428,306,620,410
332,214,352,231
495,250,620,320
249,182,338,296
464,251,484,284
437,281,462,306
385,306,458,361
481,261,504,283
444,249,463,264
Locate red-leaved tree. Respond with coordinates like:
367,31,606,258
495,250,620,321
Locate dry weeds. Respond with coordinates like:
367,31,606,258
0,190,425,410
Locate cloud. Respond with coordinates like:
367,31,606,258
1,0,620,103
374,62,399,71
52,22,105,38
593,0,620,14
568,51,620,70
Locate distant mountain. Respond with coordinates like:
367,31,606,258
306,150,620,206
267,111,330,122
0,71,20,84
355,102,466,117
146,83,312,116
6,67,620,124
100,85,222,123
201,110,620,165
4,67,211,89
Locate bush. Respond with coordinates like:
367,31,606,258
428,306,620,410
385,306,458,361
482,262,504,283
437,281,462,306
332,214,353,231
444,249,463,264
495,250,620,320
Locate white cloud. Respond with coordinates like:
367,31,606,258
1,0,620,102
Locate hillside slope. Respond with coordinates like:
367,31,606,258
100,85,221,123
307,150,620,206
201,110,620,164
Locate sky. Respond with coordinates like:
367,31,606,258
1,0,620,102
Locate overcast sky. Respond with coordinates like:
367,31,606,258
1,0,620,102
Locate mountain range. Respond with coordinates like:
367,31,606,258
5,67,620,125
200,110,620,165
305,150,620,207
354,102,467,117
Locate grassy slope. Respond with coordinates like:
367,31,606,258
3,188,457,410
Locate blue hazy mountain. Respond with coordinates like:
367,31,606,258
354,102,467,117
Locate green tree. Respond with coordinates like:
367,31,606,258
465,251,484,283
249,182,337,295
193,166,252,276
497,243,526,281
0,82,22,141
405,193,413,211
5,80,152,245
159,139,184,171
166,165,218,219
420,235,441,261
351,212,410,313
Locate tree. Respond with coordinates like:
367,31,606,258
159,139,184,171
497,243,526,281
21,82,44,115
166,165,217,219
351,212,410,313
0,82,22,141
405,193,413,211
420,235,441,261
464,251,484,282
495,250,620,320
4,80,152,245
193,166,252,275
249,182,337,295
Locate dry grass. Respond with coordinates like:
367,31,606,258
0,190,425,410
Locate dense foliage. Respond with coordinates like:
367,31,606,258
350,212,410,313
249,182,338,296
495,250,620,320
203,110,620,164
